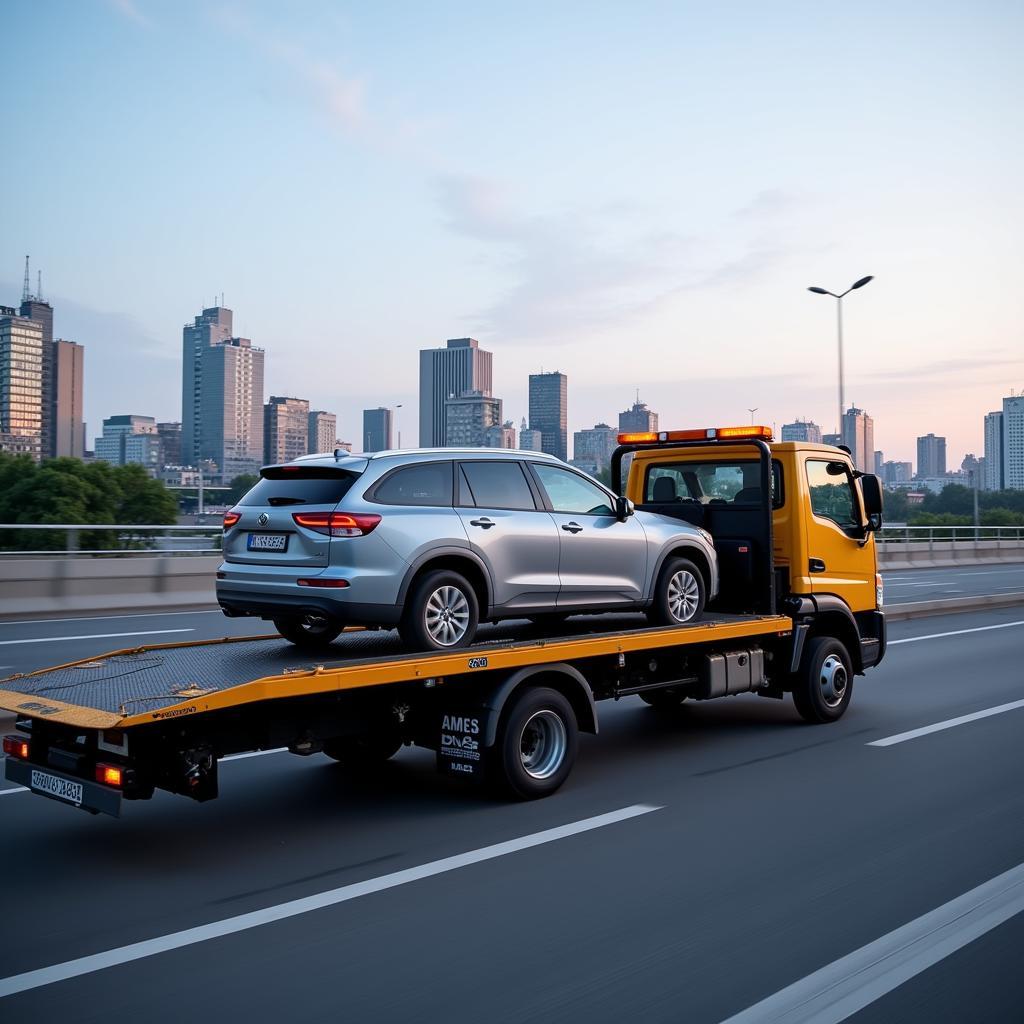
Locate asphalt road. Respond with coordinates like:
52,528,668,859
1,603,1023,1021
882,561,1024,604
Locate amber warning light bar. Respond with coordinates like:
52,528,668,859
617,425,774,445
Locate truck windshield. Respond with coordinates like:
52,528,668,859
238,468,361,507
643,460,782,508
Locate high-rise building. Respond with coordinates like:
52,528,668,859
874,451,884,476
484,421,516,449
841,407,874,474
18,260,54,458
916,433,947,479
264,396,310,465
984,411,1003,491
518,417,543,452
94,415,158,467
362,407,393,453
419,338,493,446
781,419,823,443
823,432,840,447
881,461,913,486
529,371,568,461
199,336,264,480
444,390,503,447
51,339,85,458
181,305,234,466
1003,395,1024,490
0,307,44,460
572,423,618,475
308,410,337,454
618,398,658,434
157,422,182,469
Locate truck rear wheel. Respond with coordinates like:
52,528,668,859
274,614,345,650
792,636,853,723
492,686,578,800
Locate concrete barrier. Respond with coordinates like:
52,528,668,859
876,540,1024,570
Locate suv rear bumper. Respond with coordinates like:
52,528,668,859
217,587,402,626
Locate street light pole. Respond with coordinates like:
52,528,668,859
807,276,873,436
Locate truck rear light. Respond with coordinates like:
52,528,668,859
292,512,381,537
3,735,29,760
95,763,123,787
223,511,241,530
297,578,350,588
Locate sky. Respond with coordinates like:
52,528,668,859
2,0,1022,466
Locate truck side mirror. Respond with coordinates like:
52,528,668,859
860,474,884,531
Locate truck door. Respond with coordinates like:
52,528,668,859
803,457,876,612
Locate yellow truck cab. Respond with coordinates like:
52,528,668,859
613,424,886,722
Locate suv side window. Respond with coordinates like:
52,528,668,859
532,464,614,516
371,462,453,506
806,459,858,528
459,461,537,510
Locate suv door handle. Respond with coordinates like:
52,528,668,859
469,518,495,529
561,522,584,534
809,558,826,573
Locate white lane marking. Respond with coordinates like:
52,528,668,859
718,861,1024,1024
0,610,224,627
868,699,1024,748
888,620,1024,646
0,803,661,997
0,787,26,796
0,629,194,647
884,568,1024,582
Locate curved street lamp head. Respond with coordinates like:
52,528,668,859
807,286,830,295
851,275,874,290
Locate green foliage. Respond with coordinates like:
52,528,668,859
226,473,259,504
884,483,1024,528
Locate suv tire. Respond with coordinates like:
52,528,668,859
647,557,706,626
273,614,345,650
399,569,479,651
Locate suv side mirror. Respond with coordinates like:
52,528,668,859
860,474,884,532
615,495,634,522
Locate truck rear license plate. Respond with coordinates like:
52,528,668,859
248,533,288,551
31,769,83,807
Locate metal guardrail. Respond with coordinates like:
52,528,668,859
875,526,1024,544
0,524,223,556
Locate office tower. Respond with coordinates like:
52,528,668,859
181,305,234,466
50,340,85,458
264,396,310,465
1003,395,1024,490
362,407,393,453
618,398,658,434
157,422,182,469
881,461,912,486
823,432,840,447
484,421,516,448
444,390,503,447
984,411,1003,491
572,423,618,475
94,415,158,467
529,371,568,461
916,433,947,479
874,451,884,476
419,338,493,446
307,410,337,454
518,416,543,452
18,259,55,457
841,407,874,474
199,336,265,480
781,420,823,443
0,307,44,459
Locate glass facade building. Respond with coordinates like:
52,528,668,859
0,309,44,460
528,371,567,462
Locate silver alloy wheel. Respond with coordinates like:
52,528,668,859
819,654,848,708
424,585,471,647
519,710,567,780
667,569,701,622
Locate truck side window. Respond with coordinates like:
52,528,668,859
806,460,857,528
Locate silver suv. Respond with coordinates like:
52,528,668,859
217,449,719,651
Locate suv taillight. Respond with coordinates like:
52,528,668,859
292,512,381,537
223,511,241,530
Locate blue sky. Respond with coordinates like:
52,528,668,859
2,0,1022,464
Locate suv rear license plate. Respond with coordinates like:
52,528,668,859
31,769,83,807
248,533,288,551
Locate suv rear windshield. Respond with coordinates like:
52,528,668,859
238,468,361,507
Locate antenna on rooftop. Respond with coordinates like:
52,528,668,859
37,270,42,302
22,256,30,302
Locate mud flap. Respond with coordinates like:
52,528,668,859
435,705,495,782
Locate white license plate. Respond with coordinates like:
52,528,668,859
248,533,288,551
31,769,83,807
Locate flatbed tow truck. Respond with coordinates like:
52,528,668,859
2,426,886,816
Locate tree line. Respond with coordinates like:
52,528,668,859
883,483,1024,527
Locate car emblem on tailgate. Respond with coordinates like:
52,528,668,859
258,512,269,526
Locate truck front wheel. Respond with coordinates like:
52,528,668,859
792,636,853,723
492,686,578,800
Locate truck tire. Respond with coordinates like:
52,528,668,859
399,569,479,651
639,689,688,710
274,615,345,650
323,733,402,766
647,557,706,626
492,686,578,800
792,636,853,723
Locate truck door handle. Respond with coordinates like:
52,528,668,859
562,522,584,534
469,518,495,529
809,558,826,573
